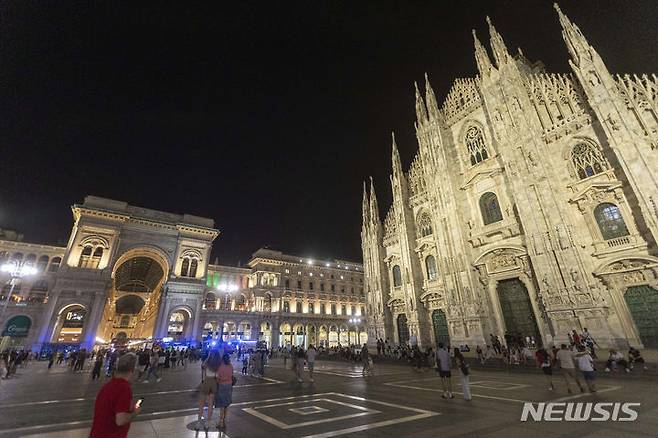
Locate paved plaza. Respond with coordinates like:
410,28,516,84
0,358,657,437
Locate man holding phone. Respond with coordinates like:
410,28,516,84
89,352,141,438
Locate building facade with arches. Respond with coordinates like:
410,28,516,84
201,249,366,349
0,198,366,351
0,196,218,351
361,8,658,350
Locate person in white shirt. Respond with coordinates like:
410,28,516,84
575,345,596,392
434,343,453,399
305,345,318,383
605,349,630,373
555,344,584,394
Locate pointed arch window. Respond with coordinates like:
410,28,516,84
465,126,489,165
594,203,630,240
417,212,433,237
425,255,438,281
571,142,609,179
392,265,402,287
479,192,503,225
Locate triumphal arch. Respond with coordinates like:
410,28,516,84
36,196,218,348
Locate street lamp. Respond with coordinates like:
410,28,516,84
0,261,38,324
349,317,362,345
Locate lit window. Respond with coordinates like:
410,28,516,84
48,257,62,272
425,255,438,281
594,203,630,240
479,192,503,225
392,265,402,287
571,142,608,180
465,126,489,165
417,212,433,237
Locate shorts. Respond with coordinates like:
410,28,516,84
439,370,451,378
542,366,553,376
582,371,595,381
307,362,315,371
215,383,233,408
199,378,218,395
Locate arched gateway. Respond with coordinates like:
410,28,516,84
497,278,541,346
625,285,658,347
97,248,169,342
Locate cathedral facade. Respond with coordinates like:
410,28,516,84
0,196,365,352
361,6,658,350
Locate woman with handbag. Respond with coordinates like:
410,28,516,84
196,350,221,430
215,353,235,429
454,348,472,401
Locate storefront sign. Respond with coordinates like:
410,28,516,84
2,315,31,337
63,310,85,328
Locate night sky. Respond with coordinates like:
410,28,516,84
1,1,657,265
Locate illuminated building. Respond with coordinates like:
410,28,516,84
362,8,658,349
0,196,364,351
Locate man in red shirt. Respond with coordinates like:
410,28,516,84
89,352,141,438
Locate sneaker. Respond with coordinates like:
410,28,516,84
142,380,149,383
310,378,314,383
625,368,630,373
448,393,454,399
548,386,553,391
156,377,162,382
298,378,303,383
441,392,447,399
604,368,611,372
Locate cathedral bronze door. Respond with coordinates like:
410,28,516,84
497,278,541,345
625,285,658,347
397,314,409,345
432,309,450,347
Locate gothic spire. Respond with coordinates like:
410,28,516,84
414,81,428,124
554,3,593,66
424,73,440,121
362,180,370,227
486,16,511,68
472,29,493,77
391,131,403,178
369,176,380,223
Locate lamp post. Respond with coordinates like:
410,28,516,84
349,317,362,346
0,261,38,326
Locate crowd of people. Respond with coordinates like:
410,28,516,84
1,331,653,438
0,349,35,378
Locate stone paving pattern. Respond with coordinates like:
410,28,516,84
0,357,657,437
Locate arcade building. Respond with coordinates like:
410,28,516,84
0,196,366,352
